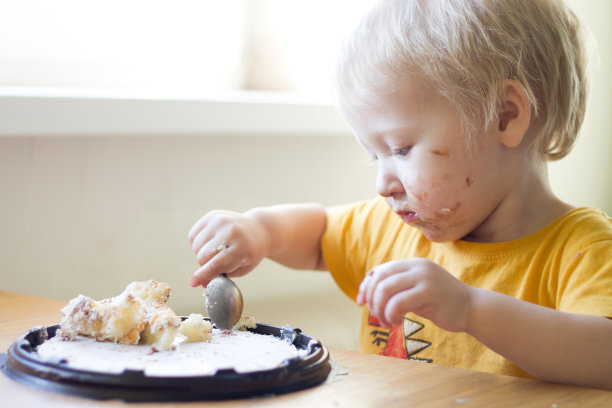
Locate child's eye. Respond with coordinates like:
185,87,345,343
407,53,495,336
394,146,412,157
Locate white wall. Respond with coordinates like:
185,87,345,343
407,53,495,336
550,0,612,209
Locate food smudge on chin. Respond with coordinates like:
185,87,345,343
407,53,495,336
437,202,461,216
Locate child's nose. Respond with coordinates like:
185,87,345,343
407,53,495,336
376,161,403,197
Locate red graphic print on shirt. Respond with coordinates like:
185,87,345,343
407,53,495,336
368,313,432,362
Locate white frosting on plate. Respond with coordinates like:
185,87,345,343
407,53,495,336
37,329,307,377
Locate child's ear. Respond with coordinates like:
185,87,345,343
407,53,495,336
497,79,531,148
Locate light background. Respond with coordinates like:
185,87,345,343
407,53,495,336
1,0,610,351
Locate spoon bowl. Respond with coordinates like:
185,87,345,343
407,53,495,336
205,274,244,330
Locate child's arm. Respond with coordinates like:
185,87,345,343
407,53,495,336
357,258,612,390
468,288,612,390
188,203,327,287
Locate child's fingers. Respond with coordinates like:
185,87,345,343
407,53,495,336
196,239,230,267
365,265,401,314
189,210,232,248
383,283,427,326
188,215,209,245
370,272,416,327
362,269,379,309
189,259,220,288
356,270,375,305
357,269,381,307
190,244,259,287
189,244,238,287
190,219,220,256
188,273,205,287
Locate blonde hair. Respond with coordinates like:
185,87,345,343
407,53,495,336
335,0,590,160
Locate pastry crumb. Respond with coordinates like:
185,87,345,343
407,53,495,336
233,316,257,331
178,313,213,342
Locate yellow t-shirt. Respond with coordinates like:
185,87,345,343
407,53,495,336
321,197,612,378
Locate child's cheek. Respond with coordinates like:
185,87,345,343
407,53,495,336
435,201,462,217
403,172,440,205
406,175,464,219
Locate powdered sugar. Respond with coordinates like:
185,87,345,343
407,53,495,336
37,328,307,377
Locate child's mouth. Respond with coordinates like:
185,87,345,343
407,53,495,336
398,211,418,223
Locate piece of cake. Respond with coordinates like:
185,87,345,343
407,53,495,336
57,292,145,345
58,280,255,351
140,308,182,351
58,280,180,350
125,280,181,350
233,316,257,331
124,280,171,307
178,313,213,342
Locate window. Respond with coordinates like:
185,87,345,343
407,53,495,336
0,0,376,101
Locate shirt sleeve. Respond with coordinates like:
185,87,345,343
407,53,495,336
321,199,380,301
557,239,612,318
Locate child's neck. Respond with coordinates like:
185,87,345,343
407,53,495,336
462,164,573,243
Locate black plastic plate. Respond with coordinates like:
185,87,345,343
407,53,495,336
2,322,331,401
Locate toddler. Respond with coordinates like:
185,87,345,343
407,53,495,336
188,0,612,390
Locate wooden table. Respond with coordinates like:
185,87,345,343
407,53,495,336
1,291,611,407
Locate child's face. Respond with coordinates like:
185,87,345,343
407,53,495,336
341,75,511,242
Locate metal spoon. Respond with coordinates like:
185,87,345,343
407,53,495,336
205,274,244,330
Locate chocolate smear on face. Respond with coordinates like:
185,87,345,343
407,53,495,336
430,149,450,157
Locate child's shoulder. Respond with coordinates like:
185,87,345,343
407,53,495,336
553,207,612,236
545,207,612,251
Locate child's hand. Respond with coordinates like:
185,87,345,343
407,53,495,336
356,258,473,332
187,210,271,287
